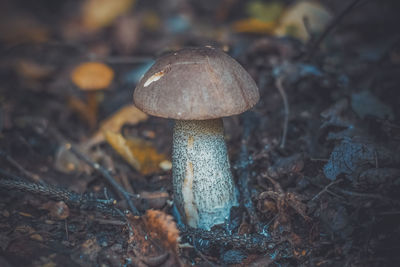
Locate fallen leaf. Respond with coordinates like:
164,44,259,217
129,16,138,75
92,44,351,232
105,131,167,175
246,1,284,22
81,0,136,31
275,0,333,42
144,209,179,253
232,18,275,34
41,201,70,220
88,105,148,146
15,60,54,81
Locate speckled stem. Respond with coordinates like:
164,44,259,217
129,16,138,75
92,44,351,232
172,119,238,230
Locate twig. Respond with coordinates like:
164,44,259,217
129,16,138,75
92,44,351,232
0,150,42,183
304,0,365,60
44,125,140,216
311,179,343,201
275,76,289,149
68,145,140,216
0,175,121,216
336,188,400,205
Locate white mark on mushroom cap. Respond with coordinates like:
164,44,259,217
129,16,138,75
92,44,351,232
143,70,165,87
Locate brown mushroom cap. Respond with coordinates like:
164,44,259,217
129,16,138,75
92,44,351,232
133,47,259,120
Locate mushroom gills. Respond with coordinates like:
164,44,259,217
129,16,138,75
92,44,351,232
172,119,238,230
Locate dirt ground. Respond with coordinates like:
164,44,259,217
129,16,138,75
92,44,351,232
1,0,400,266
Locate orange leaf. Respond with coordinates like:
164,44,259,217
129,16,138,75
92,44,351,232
144,209,179,253
232,18,275,34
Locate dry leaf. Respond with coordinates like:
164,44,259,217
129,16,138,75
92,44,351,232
144,209,179,253
88,105,148,146
15,60,54,81
41,201,70,220
81,0,136,31
232,18,275,34
275,0,333,42
71,62,114,90
105,131,167,175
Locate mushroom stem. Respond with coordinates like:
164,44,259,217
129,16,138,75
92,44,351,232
172,119,238,230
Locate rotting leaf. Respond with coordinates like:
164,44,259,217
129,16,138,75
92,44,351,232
232,18,275,34
323,137,397,181
81,0,136,31
105,131,169,175
144,209,179,253
274,0,333,42
88,105,148,147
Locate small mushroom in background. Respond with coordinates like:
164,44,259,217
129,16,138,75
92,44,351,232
133,47,259,230
71,62,114,128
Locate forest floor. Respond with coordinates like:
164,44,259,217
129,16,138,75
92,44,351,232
0,0,400,266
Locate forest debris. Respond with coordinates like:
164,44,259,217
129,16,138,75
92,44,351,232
14,60,54,81
54,144,88,174
139,191,169,209
144,209,180,253
67,96,97,128
246,1,284,23
88,105,148,146
40,201,70,220
113,15,141,54
81,0,136,31
275,0,333,42
80,237,102,262
354,168,400,190
323,137,398,181
0,15,49,44
351,90,394,120
258,175,310,231
267,153,304,179
232,18,275,34
105,131,168,175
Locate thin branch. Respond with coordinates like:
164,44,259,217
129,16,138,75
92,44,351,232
68,145,140,216
311,179,343,202
275,76,289,149
304,0,365,60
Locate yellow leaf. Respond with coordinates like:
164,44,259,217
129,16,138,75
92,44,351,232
246,1,284,22
30,233,44,242
88,105,148,146
275,0,333,42
82,0,136,31
232,18,276,34
105,131,167,175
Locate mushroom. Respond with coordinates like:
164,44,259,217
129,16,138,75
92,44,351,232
71,62,114,128
133,47,259,230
